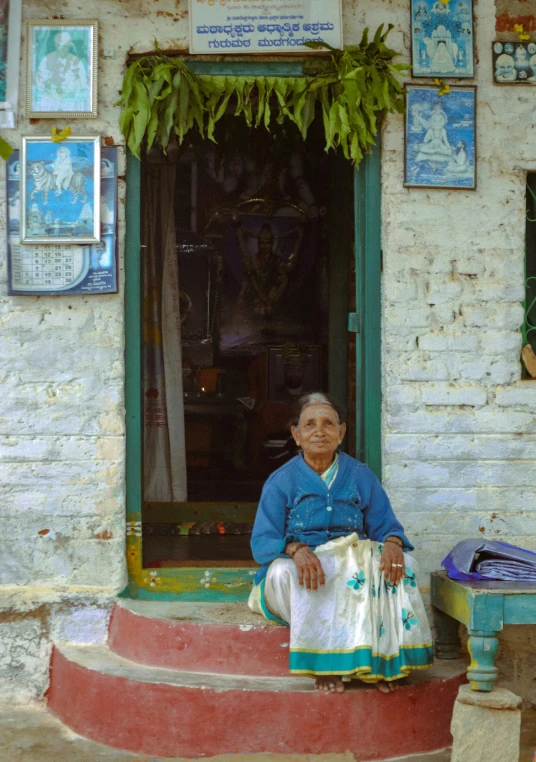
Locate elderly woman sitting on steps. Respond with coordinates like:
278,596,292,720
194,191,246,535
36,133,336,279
248,392,433,694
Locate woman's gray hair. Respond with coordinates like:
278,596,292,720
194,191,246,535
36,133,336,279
291,392,345,427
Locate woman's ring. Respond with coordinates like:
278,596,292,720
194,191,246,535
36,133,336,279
393,563,403,568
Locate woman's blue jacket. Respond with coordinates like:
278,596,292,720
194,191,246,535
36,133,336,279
250,452,412,584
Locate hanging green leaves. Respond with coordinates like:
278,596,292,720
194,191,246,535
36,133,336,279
117,24,408,164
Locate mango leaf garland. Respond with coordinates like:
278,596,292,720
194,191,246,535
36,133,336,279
117,25,407,162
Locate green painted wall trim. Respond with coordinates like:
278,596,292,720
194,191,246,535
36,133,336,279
354,142,382,479
328,155,352,422
125,153,143,525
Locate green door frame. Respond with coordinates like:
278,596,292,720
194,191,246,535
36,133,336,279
123,59,382,601
353,142,382,479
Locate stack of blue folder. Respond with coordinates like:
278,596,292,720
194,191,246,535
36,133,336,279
442,539,536,582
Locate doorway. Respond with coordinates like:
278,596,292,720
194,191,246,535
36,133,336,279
141,111,354,568
123,60,382,600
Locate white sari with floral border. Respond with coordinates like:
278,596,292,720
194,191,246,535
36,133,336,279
249,534,433,681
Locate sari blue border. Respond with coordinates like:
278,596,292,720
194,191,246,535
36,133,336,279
259,579,289,627
289,644,434,679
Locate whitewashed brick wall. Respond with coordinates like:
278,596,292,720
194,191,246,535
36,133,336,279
1,0,535,701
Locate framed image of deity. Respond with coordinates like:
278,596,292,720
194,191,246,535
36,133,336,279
411,0,474,78
492,41,536,85
404,85,476,190
25,19,98,118
20,136,100,244
7,146,118,295
0,0,22,128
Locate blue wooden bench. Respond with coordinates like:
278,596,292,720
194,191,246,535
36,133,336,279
431,570,536,691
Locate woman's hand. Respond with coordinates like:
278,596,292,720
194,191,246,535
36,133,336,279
287,544,326,591
380,541,405,586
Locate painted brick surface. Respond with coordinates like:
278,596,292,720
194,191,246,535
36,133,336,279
0,0,535,703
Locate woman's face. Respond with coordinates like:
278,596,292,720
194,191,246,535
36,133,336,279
291,403,346,460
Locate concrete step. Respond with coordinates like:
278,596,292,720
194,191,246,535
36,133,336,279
108,599,290,675
0,703,454,762
47,644,466,761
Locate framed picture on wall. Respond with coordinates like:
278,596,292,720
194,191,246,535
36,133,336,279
7,146,118,295
0,0,23,127
25,19,98,118
404,85,476,190
411,0,474,78
492,40,536,84
21,135,101,244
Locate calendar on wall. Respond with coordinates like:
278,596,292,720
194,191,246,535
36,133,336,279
10,242,89,290
6,146,118,295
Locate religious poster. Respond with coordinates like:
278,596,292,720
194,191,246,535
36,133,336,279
7,147,118,295
411,0,474,78
21,136,100,244
0,0,22,128
492,41,536,85
188,0,343,54
404,85,476,190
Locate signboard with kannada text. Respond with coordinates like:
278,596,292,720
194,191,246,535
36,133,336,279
188,0,343,54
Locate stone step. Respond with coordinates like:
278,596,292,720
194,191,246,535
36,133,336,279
47,644,466,761
108,599,290,675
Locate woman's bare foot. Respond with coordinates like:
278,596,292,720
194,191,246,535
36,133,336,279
315,675,345,693
376,678,406,693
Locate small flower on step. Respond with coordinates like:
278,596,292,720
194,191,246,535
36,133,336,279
144,573,161,587
200,570,213,588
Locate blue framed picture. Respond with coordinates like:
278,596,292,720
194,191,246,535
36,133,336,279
7,146,118,295
405,85,476,190
25,19,98,118
411,0,474,78
21,136,100,244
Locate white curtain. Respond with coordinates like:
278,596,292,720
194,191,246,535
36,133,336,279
143,162,187,502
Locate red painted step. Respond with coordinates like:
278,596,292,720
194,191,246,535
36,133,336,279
47,644,466,761
108,599,289,676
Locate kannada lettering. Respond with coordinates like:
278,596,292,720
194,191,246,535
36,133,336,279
196,21,334,36
190,0,342,53
196,23,255,35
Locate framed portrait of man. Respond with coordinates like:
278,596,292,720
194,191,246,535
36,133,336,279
25,19,98,118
